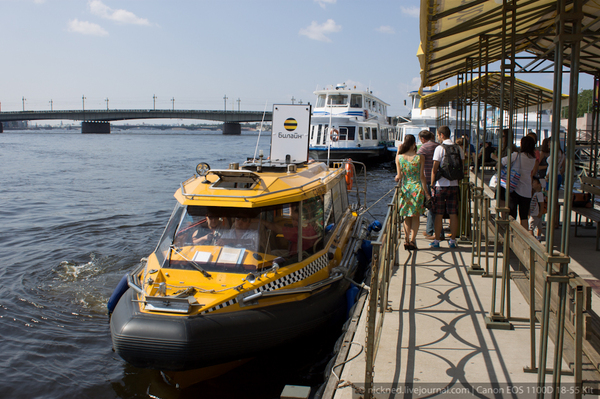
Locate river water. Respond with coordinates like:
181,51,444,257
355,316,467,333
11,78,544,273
0,129,395,399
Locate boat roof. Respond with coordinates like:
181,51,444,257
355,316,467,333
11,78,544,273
314,84,390,106
175,161,343,208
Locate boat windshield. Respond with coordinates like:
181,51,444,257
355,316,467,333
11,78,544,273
328,94,348,106
155,198,326,273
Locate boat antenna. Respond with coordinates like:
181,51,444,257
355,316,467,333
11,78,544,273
253,101,269,162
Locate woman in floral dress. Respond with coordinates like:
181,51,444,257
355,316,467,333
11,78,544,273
395,134,430,250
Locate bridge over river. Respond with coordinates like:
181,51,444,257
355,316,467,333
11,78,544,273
0,109,273,134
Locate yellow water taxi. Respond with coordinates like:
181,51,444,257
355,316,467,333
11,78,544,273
108,105,376,381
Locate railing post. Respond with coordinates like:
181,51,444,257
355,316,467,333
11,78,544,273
468,186,485,275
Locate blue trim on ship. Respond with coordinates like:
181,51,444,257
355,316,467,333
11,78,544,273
313,111,366,117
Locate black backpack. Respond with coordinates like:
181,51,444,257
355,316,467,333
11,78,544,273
436,144,464,181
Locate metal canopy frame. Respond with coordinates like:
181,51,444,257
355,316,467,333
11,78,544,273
419,0,600,88
419,72,564,111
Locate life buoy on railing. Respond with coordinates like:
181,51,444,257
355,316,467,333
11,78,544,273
345,160,354,190
330,129,339,142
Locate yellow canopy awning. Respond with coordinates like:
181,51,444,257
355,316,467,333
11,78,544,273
419,0,600,89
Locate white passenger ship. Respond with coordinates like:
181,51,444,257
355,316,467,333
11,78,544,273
391,88,471,152
308,84,395,162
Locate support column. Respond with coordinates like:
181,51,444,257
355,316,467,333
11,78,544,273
82,121,110,134
222,122,241,135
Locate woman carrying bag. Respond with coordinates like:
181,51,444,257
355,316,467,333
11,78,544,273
501,135,539,229
395,135,431,250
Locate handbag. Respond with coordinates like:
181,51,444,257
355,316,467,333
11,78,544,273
489,174,498,189
423,197,433,210
499,154,521,192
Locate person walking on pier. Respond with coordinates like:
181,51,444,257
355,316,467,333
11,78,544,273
430,126,464,248
501,135,539,230
417,130,443,240
395,134,430,250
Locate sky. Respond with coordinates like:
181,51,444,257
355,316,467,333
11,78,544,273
0,0,594,122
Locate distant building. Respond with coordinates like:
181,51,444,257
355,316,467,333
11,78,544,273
2,121,28,129
560,113,595,141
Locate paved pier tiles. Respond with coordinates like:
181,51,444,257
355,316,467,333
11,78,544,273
332,235,575,399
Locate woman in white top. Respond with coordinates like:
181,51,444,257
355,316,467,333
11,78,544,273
501,135,539,229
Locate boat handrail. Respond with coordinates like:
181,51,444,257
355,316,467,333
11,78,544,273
240,271,345,303
127,262,146,295
180,167,342,201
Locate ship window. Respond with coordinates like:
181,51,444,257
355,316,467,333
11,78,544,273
328,94,348,106
317,95,326,108
358,127,363,140
351,94,362,108
347,126,355,140
372,128,378,140
155,203,186,268
317,124,323,145
339,127,347,140
413,96,421,109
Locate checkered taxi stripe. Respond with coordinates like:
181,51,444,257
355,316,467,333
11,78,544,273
200,254,329,314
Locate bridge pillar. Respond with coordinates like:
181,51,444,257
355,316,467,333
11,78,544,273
222,122,241,135
82,121,110,134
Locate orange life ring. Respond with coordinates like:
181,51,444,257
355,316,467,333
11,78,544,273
345,161,354,190
330,129,339,142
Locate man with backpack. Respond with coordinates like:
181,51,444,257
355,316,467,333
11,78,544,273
430,125,464,248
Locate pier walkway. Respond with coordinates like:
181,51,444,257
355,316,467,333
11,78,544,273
320,173,600,399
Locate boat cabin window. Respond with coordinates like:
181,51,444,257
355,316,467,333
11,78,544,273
350,94,362,108
328,94,348,106
317,95,327,108
159,200,326,272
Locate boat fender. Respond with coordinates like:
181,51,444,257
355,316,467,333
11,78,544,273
345,285,360,317
107,274,129,316
360,240,373,261
368,220,382,233
344,161,354,190
330,129,339,142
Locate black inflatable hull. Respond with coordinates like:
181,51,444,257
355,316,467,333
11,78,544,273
110,278,352,371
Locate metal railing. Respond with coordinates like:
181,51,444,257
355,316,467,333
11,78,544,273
469,171,595,398
363,183,401,398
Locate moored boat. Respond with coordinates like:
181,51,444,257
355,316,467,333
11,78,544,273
390,87,473,153
308,83,396,163
108,104,377,384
